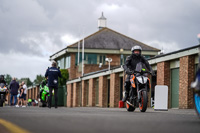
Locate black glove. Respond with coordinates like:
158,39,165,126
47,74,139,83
125,68,133,74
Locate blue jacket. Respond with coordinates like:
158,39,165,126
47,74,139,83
10,80,19,95
45,67,62,87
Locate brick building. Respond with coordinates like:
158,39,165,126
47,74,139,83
66,45,199,109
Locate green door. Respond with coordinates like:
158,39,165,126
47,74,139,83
171,68,179,108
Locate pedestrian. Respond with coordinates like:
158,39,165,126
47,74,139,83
45,61,61,109
15,84,21,107
19,84,24,107
9,77,19,106
22,81,27,107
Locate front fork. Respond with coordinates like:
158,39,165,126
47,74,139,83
137,82,148,102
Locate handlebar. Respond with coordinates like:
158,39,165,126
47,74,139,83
127,70,153,75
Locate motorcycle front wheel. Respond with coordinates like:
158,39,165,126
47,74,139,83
194,93,200,118
126,102,135,112
139,91,148,112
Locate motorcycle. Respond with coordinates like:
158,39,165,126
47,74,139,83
124,62,151,112
191,69,200,118
0,83,8,107
38,84,54,107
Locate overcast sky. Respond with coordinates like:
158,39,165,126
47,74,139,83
0,0,200,81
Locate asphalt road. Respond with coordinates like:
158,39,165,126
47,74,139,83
0,106,200,133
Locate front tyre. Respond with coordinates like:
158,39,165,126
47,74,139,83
194,93,200,118
126,102,135,112
139,91,148,112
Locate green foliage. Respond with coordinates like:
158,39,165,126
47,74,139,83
58,69,69,86
18,78,33,87
33,74,45,85
4,74,12,85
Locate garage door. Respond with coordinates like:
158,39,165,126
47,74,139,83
171,68,179,108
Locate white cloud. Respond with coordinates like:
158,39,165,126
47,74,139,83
61,34,79,46
145,40,180,54
0,52,51,81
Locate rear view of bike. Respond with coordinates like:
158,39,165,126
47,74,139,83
0,83,7,107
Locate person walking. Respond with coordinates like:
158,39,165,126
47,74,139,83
45,61,62,109
9,78,19,106
22,81,27,107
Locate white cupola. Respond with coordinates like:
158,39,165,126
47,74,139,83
98,12,107,30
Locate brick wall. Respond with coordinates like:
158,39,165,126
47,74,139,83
67,84,73,107
157,61,171,108
73,82,79,107
99,76,108,107
110,73,120,108
82,80,88,107
69,53,76,80
106,54,120,66
89,78,96,107
179,55,195,109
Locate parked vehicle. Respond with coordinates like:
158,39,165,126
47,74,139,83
125,62,152,112
0,83,8,107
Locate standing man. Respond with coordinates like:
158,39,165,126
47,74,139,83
45,61,62,109
10,78,19,106
22,81,27,107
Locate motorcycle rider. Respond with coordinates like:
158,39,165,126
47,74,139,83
0,75,6,85
122,45,154,102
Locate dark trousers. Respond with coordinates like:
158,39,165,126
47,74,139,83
124,75,131,93
48,86,58,107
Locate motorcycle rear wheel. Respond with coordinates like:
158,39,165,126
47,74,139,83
194,93,200,118
139,91,148,112
126,102,135,112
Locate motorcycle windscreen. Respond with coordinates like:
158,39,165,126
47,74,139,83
135,62,148,76
0,83,5,88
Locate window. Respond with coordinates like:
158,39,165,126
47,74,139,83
75,53,105,65
60,58,65,69
143,55,150,59
65,56,71,69
120,54,129,65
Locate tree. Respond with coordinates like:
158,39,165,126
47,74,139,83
4,74,12,85
58,69,69,86
19,78,33,87
33,75,45,85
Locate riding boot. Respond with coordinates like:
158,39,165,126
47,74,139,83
122,91,128,102
122,81,130,102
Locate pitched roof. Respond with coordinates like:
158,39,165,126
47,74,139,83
68,27,160,51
